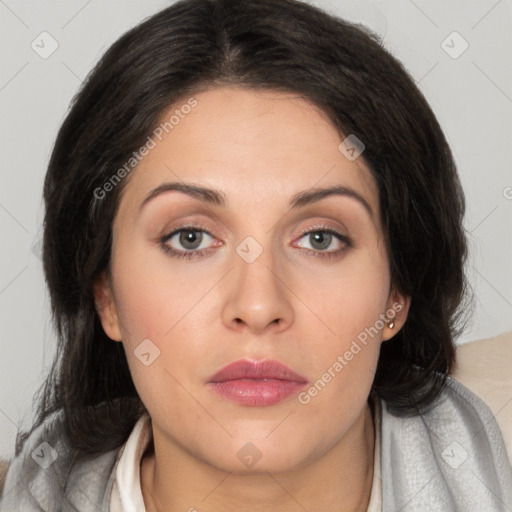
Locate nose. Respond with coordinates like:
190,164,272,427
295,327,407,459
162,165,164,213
220,241,294,336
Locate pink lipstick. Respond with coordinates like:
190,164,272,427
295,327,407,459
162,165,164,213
207,359,308,406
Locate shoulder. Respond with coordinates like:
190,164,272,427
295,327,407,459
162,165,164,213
450,330,512,465
0,409,121,512
380,350,512,511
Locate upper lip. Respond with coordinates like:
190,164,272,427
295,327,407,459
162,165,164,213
207,359,308,383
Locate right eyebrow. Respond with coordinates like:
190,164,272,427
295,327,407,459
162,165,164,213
139,182,227,212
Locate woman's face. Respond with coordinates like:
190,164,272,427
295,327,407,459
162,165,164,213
95,86,409,473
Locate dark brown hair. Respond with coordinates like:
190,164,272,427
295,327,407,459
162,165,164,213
18,0,470,457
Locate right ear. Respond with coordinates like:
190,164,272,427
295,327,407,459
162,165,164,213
92,271,122,342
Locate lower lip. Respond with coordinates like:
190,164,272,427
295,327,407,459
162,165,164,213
208,379,308,406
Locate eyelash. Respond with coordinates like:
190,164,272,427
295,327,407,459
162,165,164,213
159,224,352,261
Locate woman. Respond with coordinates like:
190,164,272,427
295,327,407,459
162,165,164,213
1,0,511,510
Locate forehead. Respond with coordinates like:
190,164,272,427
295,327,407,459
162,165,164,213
117,86,379,220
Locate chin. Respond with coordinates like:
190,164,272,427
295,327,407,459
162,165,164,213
198,436,319,475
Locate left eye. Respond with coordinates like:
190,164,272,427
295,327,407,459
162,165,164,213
296,229,347,252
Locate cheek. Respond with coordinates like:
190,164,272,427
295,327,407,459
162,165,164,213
295,269,387,430
109,241,217,402
111,266,207,424
306,243,390,340
297,246,389,392
110,236,209,344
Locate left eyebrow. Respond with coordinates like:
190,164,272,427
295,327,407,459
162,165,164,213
289,185,373,218
139,181,373,218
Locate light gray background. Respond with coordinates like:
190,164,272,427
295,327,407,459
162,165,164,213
1,0,511,459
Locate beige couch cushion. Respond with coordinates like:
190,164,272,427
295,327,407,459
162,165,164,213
451,330,512,466
0,459,8,496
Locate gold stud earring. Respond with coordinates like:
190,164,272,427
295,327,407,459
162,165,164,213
388,321,395,329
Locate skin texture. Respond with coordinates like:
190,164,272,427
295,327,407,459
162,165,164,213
94,86,410,511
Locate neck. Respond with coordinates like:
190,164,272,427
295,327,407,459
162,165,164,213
141,403,376,512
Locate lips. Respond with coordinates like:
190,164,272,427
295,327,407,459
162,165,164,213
207,359,308,407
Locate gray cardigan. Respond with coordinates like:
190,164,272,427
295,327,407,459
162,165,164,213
1,377,511,511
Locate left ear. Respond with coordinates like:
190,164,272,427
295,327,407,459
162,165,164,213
382,286,411,341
